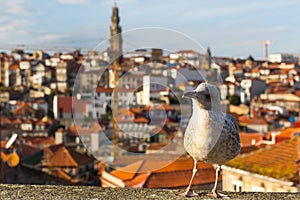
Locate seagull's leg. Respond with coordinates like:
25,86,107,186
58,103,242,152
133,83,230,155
177,157,198,197
212,164,220,194
207,164,227,198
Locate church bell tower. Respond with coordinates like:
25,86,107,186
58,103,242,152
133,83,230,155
109,3,122,64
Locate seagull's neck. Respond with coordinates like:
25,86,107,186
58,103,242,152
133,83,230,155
191,100,208,117
191,99,222,115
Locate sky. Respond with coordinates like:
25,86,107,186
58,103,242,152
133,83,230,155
0,0,299,59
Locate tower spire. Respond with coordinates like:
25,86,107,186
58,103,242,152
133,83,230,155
109,3,122,64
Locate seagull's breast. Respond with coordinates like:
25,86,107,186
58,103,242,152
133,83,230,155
184,107,240,164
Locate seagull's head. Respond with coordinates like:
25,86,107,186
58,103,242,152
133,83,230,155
183,82,221,110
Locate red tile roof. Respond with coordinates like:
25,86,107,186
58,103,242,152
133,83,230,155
95,87,114,93
147,143,166,150
240,144,266,154
143,104,174,111
238,115,268,125
68,123,104,135
125,172,151,188
2,117,12,124
281,68,290,75
275,128,300,143
9,63,20,70
55,170,71,181
12,118,22,124
239,132,263,147
1,152,9,162
43,145,95,167
13,103,35,115
130,108,142,114
293,120,300,128
143,105,151,111
226,136,299,183
34,99,47,104
1,141,8,149
108,156,218,189
268,64,280,69
251,67,260,73
19,143,40,158
111,160,144,181
23,136,55,146
134,117,148,123
294,91,300,98
22,119,33,124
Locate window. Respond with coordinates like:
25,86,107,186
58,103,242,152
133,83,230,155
234,185,242,192
232,180,243,192
59,107,63,118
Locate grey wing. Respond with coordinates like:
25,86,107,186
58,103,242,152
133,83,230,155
219,114,241,160
223,113,240,148
205,113,240,164
225,113,238,131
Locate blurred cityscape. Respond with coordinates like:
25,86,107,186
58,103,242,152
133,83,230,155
1,4,300,193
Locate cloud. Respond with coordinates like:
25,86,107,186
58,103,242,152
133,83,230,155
266,26,288,33
0,0,38,44
57,0,89,4
35,33,70,43
0,18,34,44
0,19,31,34
0,0,33,16
181,0,300,20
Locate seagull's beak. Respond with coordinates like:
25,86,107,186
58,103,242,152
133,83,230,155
182,91,197,99
183,89,210,99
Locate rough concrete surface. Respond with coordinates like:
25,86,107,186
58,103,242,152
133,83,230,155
0,184,299,200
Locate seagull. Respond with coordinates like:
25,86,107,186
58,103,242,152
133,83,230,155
178,82,240,198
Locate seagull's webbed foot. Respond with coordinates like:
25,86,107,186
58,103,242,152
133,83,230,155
207,191,229,198
177,190,198,197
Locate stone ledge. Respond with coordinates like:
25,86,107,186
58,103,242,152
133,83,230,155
0,184,299,200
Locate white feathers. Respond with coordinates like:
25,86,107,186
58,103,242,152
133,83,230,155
184,82,240,165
